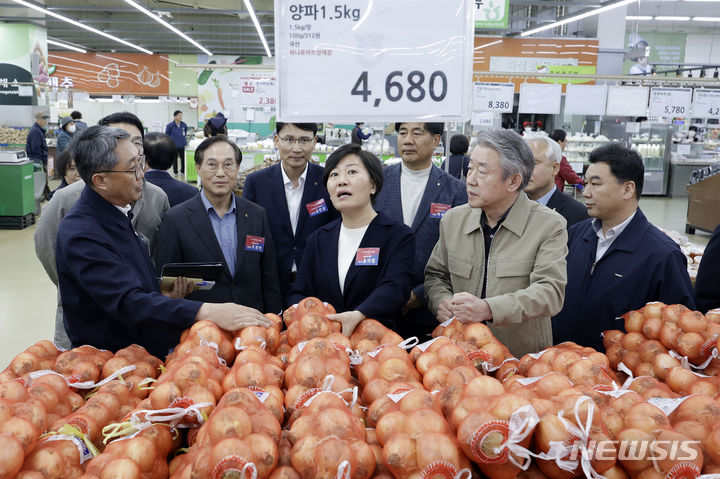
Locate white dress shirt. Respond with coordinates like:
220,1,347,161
401,163,432,227
593,210,637,262
337,223,368,294
281,162,309,236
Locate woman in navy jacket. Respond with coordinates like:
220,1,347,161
289,144,415,335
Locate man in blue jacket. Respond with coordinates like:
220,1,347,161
553,143,695,352
374,122,467,339
56,126,270,358
26,112,51,199
143,132,198,207
165,110,187,175
243,122,337,307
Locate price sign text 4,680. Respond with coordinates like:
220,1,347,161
351,71,448,108
289,4,360,21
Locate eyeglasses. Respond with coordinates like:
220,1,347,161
202,160,239,172
279,136,315,146
98,156,145,180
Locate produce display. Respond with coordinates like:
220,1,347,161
0,126,30,146
4,300,720,478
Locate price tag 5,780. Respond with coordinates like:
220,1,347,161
350,71,448,108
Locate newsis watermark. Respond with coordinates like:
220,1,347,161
566,439,701,465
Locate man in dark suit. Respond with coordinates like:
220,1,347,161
695,224,720,313
243,122,337,307
155,136,283,314
374,122,467,339
526,136,588,228
143,132,198,207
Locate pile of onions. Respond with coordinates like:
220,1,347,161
429,320,515,370
53,345,114,385
349,319,404,355
668,394,720,474
221,346,285,393
515,343,617,389
284,297,341,347
284,338,353,392
170,320,236,365
414,341,481,391
366,388,442,429
234,313,283,354
100,344,163,400
0,340,61,382
356,346,421,392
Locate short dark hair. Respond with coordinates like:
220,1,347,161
173,110,182,117
195,135,242,166
689,125,698,133
55,150,74,178
144,132,178,170
322,143,383,203
588,143,644,200
203,121,227,138
449,134,469,155
70,111,82,120
276,122,317,136
394,122,444,136
98,112,145,139
550,129,567,143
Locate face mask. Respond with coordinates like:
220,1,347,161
67,125,76,133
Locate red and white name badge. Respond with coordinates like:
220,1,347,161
355,247,380,266
245,235,265,252
306,198,329,217
430,203,451,218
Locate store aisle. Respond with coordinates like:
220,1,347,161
0,196,712,369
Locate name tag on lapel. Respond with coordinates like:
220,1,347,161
355,247,380,266
306,198,328,217
245,235,265,252
429,203,451,218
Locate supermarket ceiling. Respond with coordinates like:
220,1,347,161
1,0,719,56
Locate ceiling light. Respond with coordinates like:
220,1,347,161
693,16,720,21
12,0,152,54
47,38,87,53
655,16,691,20
475,39,503,50
244,0,272,58
123,0,212,56
520,0,638,37
626,15,653,20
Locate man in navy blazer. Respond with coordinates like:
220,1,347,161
243,122,337,307
525,136,588,228
553,144,694,352
155,136,283,314
143,132,198,207
374,122,467,339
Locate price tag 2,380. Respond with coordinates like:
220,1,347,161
649,87,692,118
275,0,475,122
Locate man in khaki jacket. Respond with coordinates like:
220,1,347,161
425,129,568,357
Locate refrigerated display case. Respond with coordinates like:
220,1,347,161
629,124,672,196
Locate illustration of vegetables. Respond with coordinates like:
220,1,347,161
213,78,225,110
197,60,216,85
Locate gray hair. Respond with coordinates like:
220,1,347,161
527,136,562,165
70,126,130,184
475,129,535,190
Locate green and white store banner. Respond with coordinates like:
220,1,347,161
475,0,510,29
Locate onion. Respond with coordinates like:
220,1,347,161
624,403,670,433
637,340,667,363
651,353,680,380
0,380,29,403
665,367,697,394
670,395,720,428
526,361,552,378
615,428,653,472
100,457,142,479
378,358,418,384
0,434,25,478
641,317,663,340
688,378,719,397
0,417,38,453
621,332,645,351
13,400,48,433
383,433,417,477
605,345,625,370
705,424,720,465
534,372,573,399
673,421,708,443
651,428,703,475
551,351,580,375
676,332,704,360
678,311,708,334
422,365,452,391
207,406,253,442
660,321,682,350
463,323,494,347
643,302,665,319
662,304,689,323
603,330,625,350
623,310,645,332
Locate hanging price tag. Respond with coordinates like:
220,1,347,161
473,82,514,113
564,84,607,116
692,89,720,119
606,86,649,117
649,87,692,118
518,83,562,114
236,74,278,108
275,0,475,122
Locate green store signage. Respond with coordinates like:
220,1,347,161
475,0,510,29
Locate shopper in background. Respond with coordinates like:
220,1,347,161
26,112,51,200
56,116,75,155
243,122,338,307
143,132,198,207
155,135,282,313
34,111,170,349
425,129,568,357
70,111,87,132
204,113,228,137
694,224,720,313
550,129,584,192
373,122,467,339
525,136,588,228
351,122,372,146
440,134,470,180
48,150,80,201
289,144,415,335
55,126,269,357
552,143,695,352
165,110,187,176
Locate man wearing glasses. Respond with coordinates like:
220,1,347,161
55,127,271,359
34,112,170,350
243,122,337,307
155,136,283,315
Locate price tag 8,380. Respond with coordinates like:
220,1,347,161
275,0,475,122
473,82,514,113
649,87,692,118
692,89,720,119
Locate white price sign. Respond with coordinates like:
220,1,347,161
473,82,514,113
564,84,607,116
649,87,692,118
518,83,562,114
236,74,278,108
606,86,649,117
275,0,474,122
692,89,720,119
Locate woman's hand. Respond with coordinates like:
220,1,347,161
327,310,366,336
161,276,195,299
